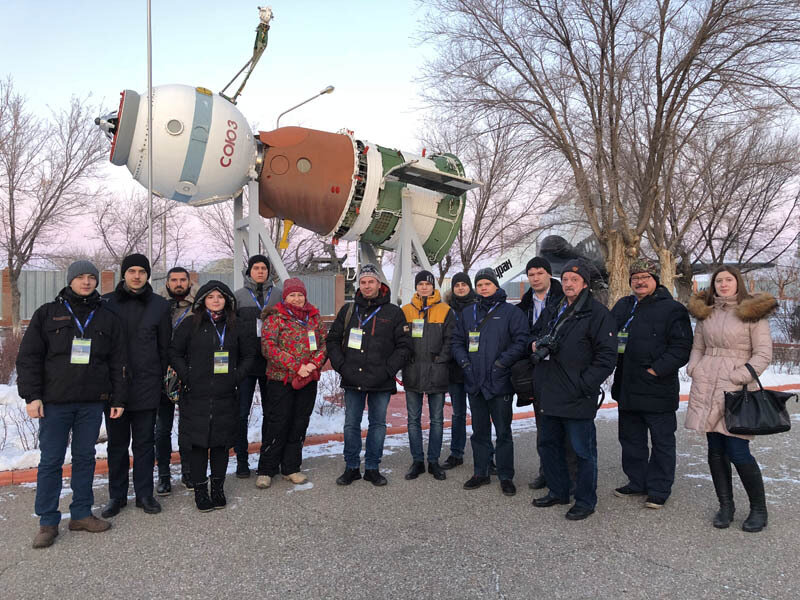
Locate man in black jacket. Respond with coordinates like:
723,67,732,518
610,258,692,509
101,253,171,517
326,264,412,486
16,261,126,548
531,260,617,520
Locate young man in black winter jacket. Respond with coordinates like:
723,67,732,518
101,254,171,517
16,261,127,548
610,258,692,509
531,260,617,520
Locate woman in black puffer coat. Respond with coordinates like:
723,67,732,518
169,281,255,511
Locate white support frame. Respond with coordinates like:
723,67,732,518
233,180,290,290
388,187,432,305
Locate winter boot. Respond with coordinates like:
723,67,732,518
156,475,171,496
735,462,768,533
32,525,58,549
193,479,215,512
708,449,735,529
210,477,226,509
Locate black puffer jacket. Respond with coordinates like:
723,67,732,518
517,278,564,332
445,290,478,384
401,290,455,394
102,281,170,411
169,281,256,447
532,289,618,419
234,276,282,377
326,284,412,393
16,288,127,408
610,286,693,412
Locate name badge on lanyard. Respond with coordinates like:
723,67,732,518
348,328,363,349
214,351,229,374
412,319,424,338
617,331,629,354
468,331,480,352
256,318,263,338
308,330,318,351
71,338,92,364
249,288,272,337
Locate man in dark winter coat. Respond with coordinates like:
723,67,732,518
610,258,692,508
233,254,283,478
401,270,455,481
16,261,126,548
532,259,617,520
451,268,529,497
101,253,171,517
326,264,413,486
155,266,194,495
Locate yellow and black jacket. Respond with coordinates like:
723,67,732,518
401,290,455,393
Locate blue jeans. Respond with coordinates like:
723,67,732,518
538,414,598,509
448,383,467,459
343,390,391,470
707,432,755,465
468,393,514,480
405,391,445,463
235,375,267,462
36,402,104,526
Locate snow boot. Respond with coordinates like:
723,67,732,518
735,462,768,533
210,477,226,509
194,479,214,512
708,449,734,529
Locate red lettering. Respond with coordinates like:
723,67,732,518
219,123,238,166
226,129,237,142
220,156,231,167
223,143,234,157
227,119,238,129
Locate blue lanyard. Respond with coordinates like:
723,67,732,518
621,297,639,332
173,307,191,330
546,302,569,336
286,306,310,329
356,306,382,328
472,302,499,329
63,300,96,338
206,310,227,348
416,304,432,320
248,287,272,311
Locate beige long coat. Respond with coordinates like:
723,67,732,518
686,291,777,440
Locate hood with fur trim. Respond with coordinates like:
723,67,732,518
687,290,778,322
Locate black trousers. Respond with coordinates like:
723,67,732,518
155,396,189,477
257,380,317,477
618,410,677,500
190,446,229,485
469,392,514,480
105,408,157,500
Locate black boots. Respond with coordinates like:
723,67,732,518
708,450,735,529
156,475,171,496
735,462,768,533
194,479,215,512
210,477,226,509
404,461,425,480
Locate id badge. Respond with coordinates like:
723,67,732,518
71,338,91,364
348,328,363,350
468,331,480,353
412,319,424,338
308,330,318,351
617,331,629,354
256,318,263,338
214,351,230,374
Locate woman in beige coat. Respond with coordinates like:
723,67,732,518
686,266,777,532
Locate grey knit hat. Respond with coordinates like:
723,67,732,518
358,263,382,283
67,260,99,285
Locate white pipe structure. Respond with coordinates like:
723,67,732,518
146,0,154,265
275,85,334,129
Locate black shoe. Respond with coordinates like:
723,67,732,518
528,475,547,490
736,462,768,533
645,496,666,509
364,469,388,486
565,504,595,520
428,462,447,481
336,468,362,486
100,498,127,519
236,461,251,479
181,474,194,490
489,460,497,476
135,496,162,514
156,476,171,496
532,493,570,508
614,484,646,498
709,450,734,529
210,478,226,509
404,461,426,480
441,455,463,470
194,480,214,512
500,480,516,497
463,475,491,490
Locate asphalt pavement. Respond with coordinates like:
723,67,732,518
1,408,799,600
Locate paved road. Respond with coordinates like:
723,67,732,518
1,408,799,600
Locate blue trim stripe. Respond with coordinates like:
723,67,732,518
171,90,213,201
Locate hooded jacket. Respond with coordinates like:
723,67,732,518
401,290,455,393
685,291,776,440
234,275,283,377
325,283,412,393
261,301,328,384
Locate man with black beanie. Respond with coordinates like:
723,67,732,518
101,253,171,517
233,254,282,478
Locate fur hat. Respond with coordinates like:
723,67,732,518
67,260,99,285
474,267,499,288
121,253,151,279
282,278,307,301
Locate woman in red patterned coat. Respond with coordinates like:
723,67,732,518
255,278,327,488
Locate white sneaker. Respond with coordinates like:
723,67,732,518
255,475,272,489
283,472,308,484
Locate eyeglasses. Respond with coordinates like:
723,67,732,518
630,275,653,282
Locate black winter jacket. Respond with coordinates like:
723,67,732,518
102,281,170,411
610,286,693,412
532,289,618,419
16,288,127,408
451,288,530,399
517,279,565,333
326,284,412,393
401,290,455,393
444,290,478,385
169,301,256,448
234,276,282,377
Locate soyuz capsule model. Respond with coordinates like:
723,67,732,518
97,83,478,264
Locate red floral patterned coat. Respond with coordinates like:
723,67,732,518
261,302,327,384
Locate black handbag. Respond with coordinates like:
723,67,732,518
511,358,535,406
724,363,796,436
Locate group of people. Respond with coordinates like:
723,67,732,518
15,250,778,549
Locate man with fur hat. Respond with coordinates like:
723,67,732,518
401,270,455,481
531,259,617,520
233,254,283,478
101,253,171,517
326,263,412,486
17,261,127,548
610,258,692,509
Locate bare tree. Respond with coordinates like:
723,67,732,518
421,0,800,302
196,201,237,257
0,78,106,333
45,245,118,272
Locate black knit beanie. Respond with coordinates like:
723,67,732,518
525,256,552,276
121,253,151,279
